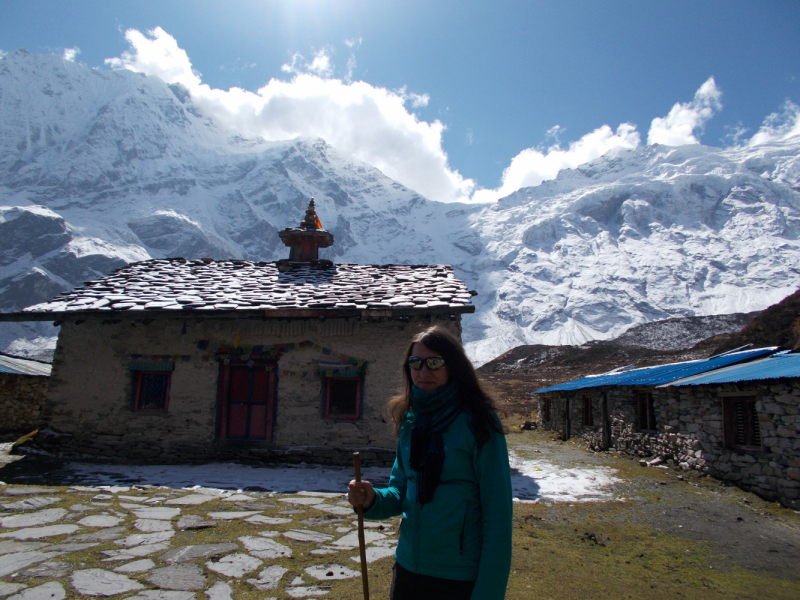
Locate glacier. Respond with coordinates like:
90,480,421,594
1,50,799,365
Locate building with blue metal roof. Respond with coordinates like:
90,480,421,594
532,346,800,510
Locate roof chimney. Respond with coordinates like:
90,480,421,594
278,198,334,263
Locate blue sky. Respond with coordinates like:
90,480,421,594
1,0,799,202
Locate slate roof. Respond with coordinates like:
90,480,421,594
3,258,475,321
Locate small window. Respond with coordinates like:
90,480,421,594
133,371,171,412
636,391,656,431
323,376,363,420
723,397,761,450
582,396,594,427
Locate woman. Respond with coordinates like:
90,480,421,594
348,326,512,600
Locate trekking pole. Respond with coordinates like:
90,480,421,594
353,452,370,600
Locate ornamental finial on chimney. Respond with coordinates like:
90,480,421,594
278,198,334,264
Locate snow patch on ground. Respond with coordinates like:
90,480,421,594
67,457,621,503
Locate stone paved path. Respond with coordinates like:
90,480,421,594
0,483,396,599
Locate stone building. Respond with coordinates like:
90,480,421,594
535,348,800,508
0,352,51,434
0,200,475,466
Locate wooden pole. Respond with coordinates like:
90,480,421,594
353,452,370,600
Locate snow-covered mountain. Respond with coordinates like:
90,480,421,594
1,50,799,364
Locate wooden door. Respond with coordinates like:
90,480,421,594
219,363,276,441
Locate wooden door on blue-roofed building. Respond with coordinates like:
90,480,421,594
218,361,277,441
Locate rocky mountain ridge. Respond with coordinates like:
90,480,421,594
1,50,799,364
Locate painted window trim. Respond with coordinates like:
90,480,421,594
131,370,172,413
322,375,364,421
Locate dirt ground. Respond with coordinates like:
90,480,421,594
2,428,800,599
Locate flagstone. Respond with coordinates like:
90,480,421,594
0,582,26,598
205,581,233,600
238,536,292,559
2,497,62,512
71,569,145,596
134,519,173,533
146,564,207,591
300,516,344,527
305,564,360,580
335,527,351,533
283,529,334,544
127,592,195,600
175,515,215,530
19,560,71,578
113,559,155,573
7,582,65,600
220,494,254,502
98,486,130,494
297,492,342,499
350,546,396,563
0,541,48,556
0,525,79,540
91,495,114,501
160,543,238,564
0,551,66,578
244,515,291,525
77,515,122,528
64,526,126,542
310,504,353,516
45,542,99,553
352,520,395,529
206,511,260,520
129,507,181,520
285,586,330,598
68,504,94,512
67,487,99,494
1,509,67,529
331,530,385,549
205,553,261,578
371,538,398,548
258,529,281,537
246,564,288,591
309,548,339,556
164,495,216,506
100,541,171,560
278,497,326,506
115,530,175,547
3,488,56,497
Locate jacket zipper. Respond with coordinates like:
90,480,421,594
459,505,467,555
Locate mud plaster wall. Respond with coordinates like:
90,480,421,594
41,316,461,464
538,382,800,509
0,373,48,433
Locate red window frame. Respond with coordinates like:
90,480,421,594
323,376,363,420
132,371,172,413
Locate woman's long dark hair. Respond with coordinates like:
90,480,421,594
385,326,505,446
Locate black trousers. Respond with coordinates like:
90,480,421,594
389,562,476,600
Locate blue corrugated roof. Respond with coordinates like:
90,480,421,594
534,347,777,394
0,354,52,376
661,352,800,387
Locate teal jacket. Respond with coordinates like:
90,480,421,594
364,410,512,599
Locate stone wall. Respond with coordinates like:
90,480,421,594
537,381,800,509
38,315,461,466
0,373,48,433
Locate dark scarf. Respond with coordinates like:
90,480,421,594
408,380,462,505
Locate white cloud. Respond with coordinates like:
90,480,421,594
748,100,800,146
470,123,641,203
0,49,7,60
647,77,722,146
106,27,473,203
63,47,80,62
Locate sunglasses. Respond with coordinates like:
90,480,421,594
408,356,447,371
